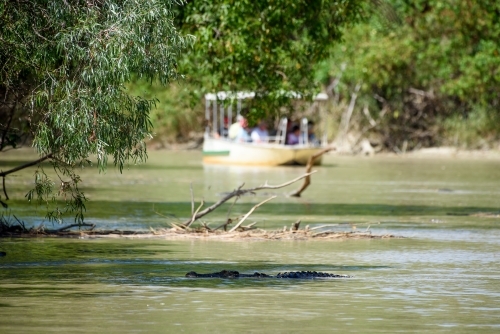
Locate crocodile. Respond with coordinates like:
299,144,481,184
185,270,350,279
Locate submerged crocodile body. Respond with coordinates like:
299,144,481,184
185,270,349,279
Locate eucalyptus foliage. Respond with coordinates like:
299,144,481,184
0,0,191,223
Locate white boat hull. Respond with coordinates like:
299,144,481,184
202,137,323,166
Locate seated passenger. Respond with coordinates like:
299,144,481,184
307,121,319,146
219,116,229,138
250,121,269,143
235,118,252,142
228,115,244,140
287,125,301,145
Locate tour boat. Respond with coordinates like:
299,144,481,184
202,91,328,166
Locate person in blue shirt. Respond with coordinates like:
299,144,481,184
234,117,252,142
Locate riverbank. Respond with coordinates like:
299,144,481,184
391,146,500,159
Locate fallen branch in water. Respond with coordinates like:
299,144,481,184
290,147,335,197
50,223,95,232
181,172,315,226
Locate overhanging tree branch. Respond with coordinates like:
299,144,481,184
0,153,53,178
1,153,54,205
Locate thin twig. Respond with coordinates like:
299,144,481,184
339,83,361,138
169,221,186,230
213,218,233,231
309,224,339,230
13,215,26,231
226,185,242,221
185,200,204,228
190,182,194,216
201,222,212,231
228,196,277,232
243,222,257,229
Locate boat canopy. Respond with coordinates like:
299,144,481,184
204,91,328,101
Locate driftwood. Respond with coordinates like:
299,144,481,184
1,209,397,240
289,147,334,197
51,223,95,232
181,172,315,226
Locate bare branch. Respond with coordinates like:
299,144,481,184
228,196,277,232
190,182,194,215
214,218,233,231
51,223,95,232
339,83,361,137
362,104,377,127
185,199,204,228
181,172,315,226
290,147,334,197
1,154,54,205
2,175,8,200
0,153,53,178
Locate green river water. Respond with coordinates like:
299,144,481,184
1,150,499,333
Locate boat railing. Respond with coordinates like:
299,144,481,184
275,118,288,145
299,117,309,145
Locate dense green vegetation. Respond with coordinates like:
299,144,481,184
322,0,500,150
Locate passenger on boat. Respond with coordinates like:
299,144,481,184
234,118,252,142
251,121,269,143
219,116,229,138
306,121,319,146
287,125,301,145
229,115,244,140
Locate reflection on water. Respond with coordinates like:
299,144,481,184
1,151,500,332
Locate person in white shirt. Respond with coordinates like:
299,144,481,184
229,115,246,140
250,121,269,143
233,116,252,142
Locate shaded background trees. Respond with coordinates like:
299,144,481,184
321,0,500,151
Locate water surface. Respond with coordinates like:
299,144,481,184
1,150,499,333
